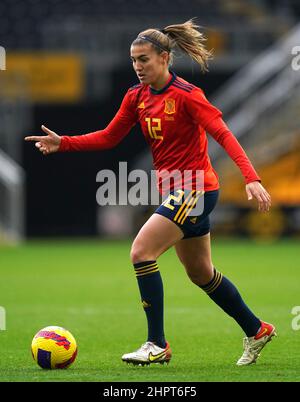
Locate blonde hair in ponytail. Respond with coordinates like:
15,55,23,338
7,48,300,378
162,19,212,72
133,19,212,72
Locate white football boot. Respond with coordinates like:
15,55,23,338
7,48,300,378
237,321,276,366
122,341,172,366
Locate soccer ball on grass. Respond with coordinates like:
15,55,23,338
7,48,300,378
31,326,78,369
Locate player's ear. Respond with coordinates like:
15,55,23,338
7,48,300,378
161,51,169,65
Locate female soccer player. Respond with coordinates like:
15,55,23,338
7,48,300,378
25,20,276,366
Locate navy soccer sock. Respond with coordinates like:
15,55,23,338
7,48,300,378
133,261,166,348
200,268,261,337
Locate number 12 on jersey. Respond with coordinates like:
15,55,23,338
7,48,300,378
145,118,163,140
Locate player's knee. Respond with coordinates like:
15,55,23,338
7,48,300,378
130,242,156,264
186,260,214,286
188,272,213,287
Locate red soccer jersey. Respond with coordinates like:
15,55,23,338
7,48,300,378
60,71,260,193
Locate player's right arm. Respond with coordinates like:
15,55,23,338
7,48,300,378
25,90,138,155
25,125,61,155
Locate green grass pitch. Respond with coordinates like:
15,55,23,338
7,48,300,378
0,238,299,382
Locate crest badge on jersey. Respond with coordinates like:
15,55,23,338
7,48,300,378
164,98,176,114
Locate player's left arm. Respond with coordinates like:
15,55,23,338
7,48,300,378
245,180,271,212
187,89,271,212
206,117,271,212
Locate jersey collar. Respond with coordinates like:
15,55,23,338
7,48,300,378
149,71,177,95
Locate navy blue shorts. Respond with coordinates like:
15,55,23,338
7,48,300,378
155,189,219,239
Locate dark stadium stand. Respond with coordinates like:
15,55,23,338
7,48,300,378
0,0,297,50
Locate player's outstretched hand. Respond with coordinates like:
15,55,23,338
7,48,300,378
246,181,271,212
24,125,61,155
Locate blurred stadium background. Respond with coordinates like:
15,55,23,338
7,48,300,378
1,0,300,243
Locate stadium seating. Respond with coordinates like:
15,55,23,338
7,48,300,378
0,0,296,50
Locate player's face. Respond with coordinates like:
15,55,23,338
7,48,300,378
130,44,169,88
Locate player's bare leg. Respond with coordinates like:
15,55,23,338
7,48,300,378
122,213,183,365
130,213,183,263
175,233,214,286
175,233,276,365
